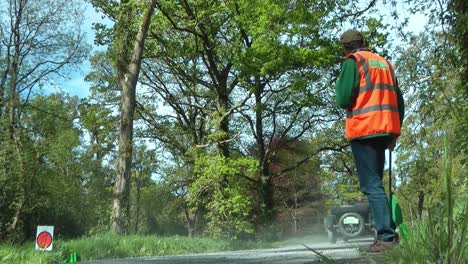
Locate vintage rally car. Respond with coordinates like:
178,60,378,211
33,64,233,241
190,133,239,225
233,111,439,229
323,202,375,243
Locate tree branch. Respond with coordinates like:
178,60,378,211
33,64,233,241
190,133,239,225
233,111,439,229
272,144,349,177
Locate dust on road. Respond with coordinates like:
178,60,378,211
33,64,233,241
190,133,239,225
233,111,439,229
82,237,380,264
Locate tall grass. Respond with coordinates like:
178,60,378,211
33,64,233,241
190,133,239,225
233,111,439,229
0,243,62,264
386,136,468,263
0,233,276,264
59,232,272,260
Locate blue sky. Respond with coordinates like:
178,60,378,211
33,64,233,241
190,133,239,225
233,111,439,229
59,2,111,99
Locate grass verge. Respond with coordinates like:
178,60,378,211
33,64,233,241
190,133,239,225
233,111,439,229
0,233,279,264
384,136,467,263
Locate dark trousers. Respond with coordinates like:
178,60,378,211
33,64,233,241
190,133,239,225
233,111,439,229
350,137,396,241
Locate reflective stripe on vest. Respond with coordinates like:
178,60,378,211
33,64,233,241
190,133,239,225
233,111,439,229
345,51,401,140
346,104,399,118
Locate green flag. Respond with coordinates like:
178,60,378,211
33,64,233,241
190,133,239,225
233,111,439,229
389,150,409,240
391,193,408,239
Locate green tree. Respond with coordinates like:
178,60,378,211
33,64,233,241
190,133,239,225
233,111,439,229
190,155,258,239
0,94,89,241
269,139,326,236
140,0,349,230
89,0,157,233
0,0,89,241
85,50,121,106
318,126,364,206
394,31,466,222
138,181,187,235
89,0,400,240
230,0,341,220
130,143,158,234
78,102,118,232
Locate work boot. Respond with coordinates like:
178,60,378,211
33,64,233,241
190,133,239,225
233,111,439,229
366,238,399,253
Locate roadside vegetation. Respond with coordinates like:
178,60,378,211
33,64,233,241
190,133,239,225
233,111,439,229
0,233,283,264
0,233,333,264
385,137,467,263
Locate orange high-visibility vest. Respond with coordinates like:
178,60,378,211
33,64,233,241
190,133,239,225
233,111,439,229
345,50,401,140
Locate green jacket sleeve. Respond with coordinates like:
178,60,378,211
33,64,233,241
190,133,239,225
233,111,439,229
335,59,360,108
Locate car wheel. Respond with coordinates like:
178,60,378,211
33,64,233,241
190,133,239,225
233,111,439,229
337,212,365,238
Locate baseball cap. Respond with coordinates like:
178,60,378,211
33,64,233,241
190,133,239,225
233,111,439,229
340,30,364,44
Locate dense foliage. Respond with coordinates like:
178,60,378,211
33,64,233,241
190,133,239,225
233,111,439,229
0,3,465,261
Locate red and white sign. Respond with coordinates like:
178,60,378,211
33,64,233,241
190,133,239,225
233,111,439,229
35,226,54,251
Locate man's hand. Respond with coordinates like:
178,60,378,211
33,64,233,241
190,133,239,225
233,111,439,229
387,137,397,151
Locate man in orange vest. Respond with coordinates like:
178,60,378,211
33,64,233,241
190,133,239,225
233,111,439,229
335,30,405,252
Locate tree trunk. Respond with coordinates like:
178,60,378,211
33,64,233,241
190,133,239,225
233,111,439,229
0,45,11,119
289,193,299,235
110,0,156,234
261,179,274,218
253,77,275,221
254,79,266,176
451,0,468,86
134,171,142,234
217,92,230,157
409,203,415,227
7,0,23,139
184,207,197,238
417,191,425,219
7,0,25,236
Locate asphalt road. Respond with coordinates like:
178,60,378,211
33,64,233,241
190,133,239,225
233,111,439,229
82,237,378,264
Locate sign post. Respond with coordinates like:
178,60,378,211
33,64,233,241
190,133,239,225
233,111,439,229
35,226,54,251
